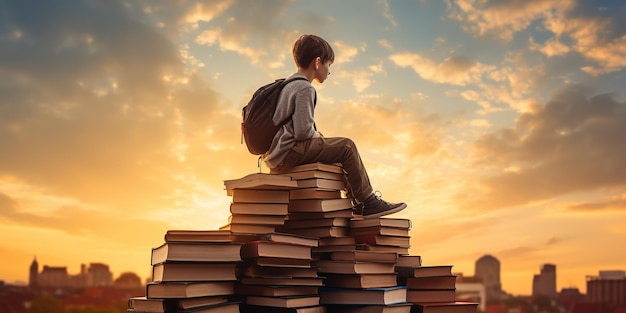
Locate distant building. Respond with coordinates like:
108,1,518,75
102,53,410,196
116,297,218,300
475,254,505,302
28,257,38,289
39,266,70,288
114,272,142,290
587,270,626,307
86,263,113,287
456,273,487,311
533,263,557,299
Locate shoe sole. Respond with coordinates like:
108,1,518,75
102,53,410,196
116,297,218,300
362,203,407,219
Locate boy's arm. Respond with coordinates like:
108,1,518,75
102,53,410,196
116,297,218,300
292,87,321,140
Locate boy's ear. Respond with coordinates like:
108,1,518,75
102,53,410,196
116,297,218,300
314,57,321,70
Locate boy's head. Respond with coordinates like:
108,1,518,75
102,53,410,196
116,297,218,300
292,34,335,69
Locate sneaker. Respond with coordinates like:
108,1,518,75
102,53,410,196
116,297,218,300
361,192,407,219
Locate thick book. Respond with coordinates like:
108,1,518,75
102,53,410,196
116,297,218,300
231,189,290,203
152,263,237,282
151,242,242,265
349,226,410,237
230,202,288,215
286,217,349,229
326,303,412,313
313,244,358,253
330,250,398,263
296,178,346,190
350,218,411,229
272,162,345,174
241,304,327,313
128,297,167,312
319,237,356,246
358,244,409,255
285,226,348,238
240,276,324,286
282,170,345,181
288,210,354,220
220,223,276,234
234,285,319,297
145,282,234,298
238,264,318,278
396,266,453,278
128,296,229,312
316,260,396,274
290,188,342,200
223,173,296,191
400,275,457,290
396,255,422,268
246,295,320,308
406,289,456,303
410,302,478,313
319,286,407,305
289,198,354,212
231,232,319,247
228,213,286,225
252,257,313,268
164,230,232,243
177,301,240,313
354,234,410,247
240,240,311,260
323,273,398,289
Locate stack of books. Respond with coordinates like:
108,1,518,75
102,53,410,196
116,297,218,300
234,232,326,313
351,217,412,255
272,163,355,249
396,264,478,313
128,230,243,313
222,173,297,234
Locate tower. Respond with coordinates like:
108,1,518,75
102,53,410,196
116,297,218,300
475,254,503,302
533,263,557,299
29,256,38,288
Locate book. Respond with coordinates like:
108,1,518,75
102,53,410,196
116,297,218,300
396,255,422,268
286,217,349,229
240,277,324,286
151,242,242,265
313,244,357,253
287,209,354,220
246,295,320,308
282,170,345,181
223,173,296,191
128,297,167,312
349,226,410,237
289,198,354,212
252,257,313,268
410,302,478,313
238,265,318,278
406,289,456,303
164,230,232,243
323,273,398,289
358,244,409,255
272,162,345,174
350,218,411,229
285,226,348,238
330,250,398,263
220,223,276,234
319,237,356,246
354,235,410,247
230,203,288,215
177,302,240,313
234,285,319,297
232,232,318,247
145,282,234,298
152,263,237,282
175,297,230,311
241,304,327,313
231,189,290,203
316,260,396,274
326,303,412,313
240,241,311,260
296,178,346,190
228,213,286,225
396,266,453,278
319,286,407,305
290,188,342,200
400,275,457,290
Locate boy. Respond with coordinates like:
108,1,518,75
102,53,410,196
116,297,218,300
264,34,406,219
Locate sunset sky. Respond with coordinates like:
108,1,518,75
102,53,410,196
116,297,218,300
1,0,626,295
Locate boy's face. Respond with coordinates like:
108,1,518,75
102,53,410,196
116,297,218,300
314,59,332,83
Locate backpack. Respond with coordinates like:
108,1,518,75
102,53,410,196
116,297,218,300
241,76,308,155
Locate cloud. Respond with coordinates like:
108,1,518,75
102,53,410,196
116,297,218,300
566,196,626,212
389,52,494,86
458,85,626,211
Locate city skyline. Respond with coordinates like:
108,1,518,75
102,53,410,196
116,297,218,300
1,0,626,296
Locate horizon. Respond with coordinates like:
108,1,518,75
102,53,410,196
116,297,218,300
1,0,626,296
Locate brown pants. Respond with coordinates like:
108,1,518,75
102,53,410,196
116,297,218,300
274,137,373,202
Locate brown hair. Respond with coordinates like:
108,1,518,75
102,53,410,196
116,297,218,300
292,34,335,68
